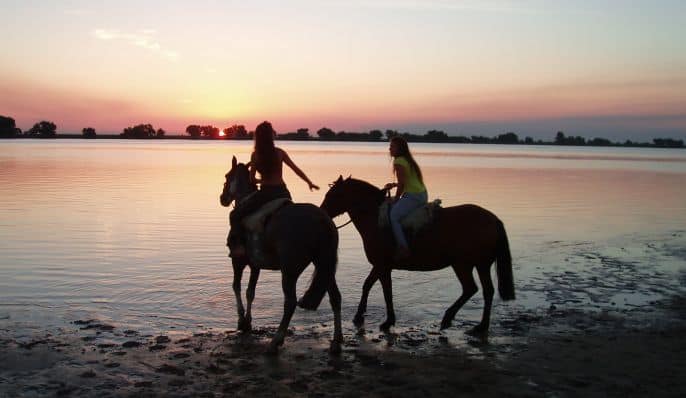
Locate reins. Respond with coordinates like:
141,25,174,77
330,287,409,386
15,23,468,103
334,218,354,229
332,187,391,230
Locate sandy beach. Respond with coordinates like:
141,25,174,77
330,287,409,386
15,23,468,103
2,292,685,397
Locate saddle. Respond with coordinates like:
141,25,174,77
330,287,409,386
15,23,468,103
378,199,442,240
242,198,291,268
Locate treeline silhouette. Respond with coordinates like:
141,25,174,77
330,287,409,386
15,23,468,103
1,115,683,148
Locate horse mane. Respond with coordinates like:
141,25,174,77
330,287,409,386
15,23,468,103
344,177,386,206
229,162,257,197
234,162,251,180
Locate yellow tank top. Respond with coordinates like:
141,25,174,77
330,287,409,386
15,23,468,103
393,156,426,194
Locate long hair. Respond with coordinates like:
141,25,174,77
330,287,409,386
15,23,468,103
390,136,423,184
253,121,277,175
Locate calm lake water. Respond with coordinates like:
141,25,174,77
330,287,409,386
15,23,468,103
1,140,685,336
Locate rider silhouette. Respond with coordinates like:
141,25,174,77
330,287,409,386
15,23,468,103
228,121,319,258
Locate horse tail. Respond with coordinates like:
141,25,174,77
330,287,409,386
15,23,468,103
298,219,339,311
495,219,515,301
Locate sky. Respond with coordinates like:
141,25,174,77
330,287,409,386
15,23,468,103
1,0,685,141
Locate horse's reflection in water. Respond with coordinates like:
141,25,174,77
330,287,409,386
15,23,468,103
220,157,342,355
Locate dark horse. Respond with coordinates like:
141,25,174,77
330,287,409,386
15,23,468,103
321,176,515,335
220,157,342,354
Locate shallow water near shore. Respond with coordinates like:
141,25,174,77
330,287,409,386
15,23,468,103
1,140,685,339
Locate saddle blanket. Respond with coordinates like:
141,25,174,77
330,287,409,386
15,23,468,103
378,199,442,236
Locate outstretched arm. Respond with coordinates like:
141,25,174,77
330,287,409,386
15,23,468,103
281,149,319,191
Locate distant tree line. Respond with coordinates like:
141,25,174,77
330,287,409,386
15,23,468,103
120,124,165,138
1,114,683,148
551,131,684,148
1,116,56,138
0,116,22,138
185,124,250,139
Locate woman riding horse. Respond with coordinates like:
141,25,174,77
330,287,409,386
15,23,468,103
321,176,514,335
227,121,319,258
220,158,342,354
385,136,428,261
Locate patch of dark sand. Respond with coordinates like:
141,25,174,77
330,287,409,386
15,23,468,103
499,301,686,396
148,344,167,351
2,297,686,397
156,363,185,376
74,319,116,332
155,335,171,344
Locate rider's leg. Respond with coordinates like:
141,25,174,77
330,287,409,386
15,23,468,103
228,186,292,257
389,191,427,257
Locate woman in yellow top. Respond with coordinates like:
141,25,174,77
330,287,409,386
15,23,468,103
384,136,428,259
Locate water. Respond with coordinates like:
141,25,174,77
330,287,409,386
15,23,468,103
1,140,685,336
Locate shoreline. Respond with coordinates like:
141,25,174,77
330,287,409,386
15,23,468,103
2,296,685,397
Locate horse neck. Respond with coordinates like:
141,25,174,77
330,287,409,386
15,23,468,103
345,188,383,243
233,168,256,204
235,186,257,205
349,204,378,233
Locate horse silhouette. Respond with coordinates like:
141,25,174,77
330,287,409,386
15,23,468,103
321,176,514,335
220,157,342,354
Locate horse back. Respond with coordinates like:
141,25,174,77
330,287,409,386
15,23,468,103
410,203,502,266
263,203,338,259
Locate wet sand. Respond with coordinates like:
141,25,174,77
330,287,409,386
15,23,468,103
2,295,685,397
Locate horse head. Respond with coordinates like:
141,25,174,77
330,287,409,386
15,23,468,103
220,156,257,207
321,175,386,218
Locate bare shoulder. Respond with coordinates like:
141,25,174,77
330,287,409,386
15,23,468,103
276,147,288,160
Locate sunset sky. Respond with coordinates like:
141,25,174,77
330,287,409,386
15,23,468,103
1,0,685,140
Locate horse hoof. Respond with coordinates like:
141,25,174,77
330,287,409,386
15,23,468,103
237,319,252,333
466,325,488,337
440,320,452,330
353,314,364,327
265,339,282,355
379,321,394,332
329,341,342,356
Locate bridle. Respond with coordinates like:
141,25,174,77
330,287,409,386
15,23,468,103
225,165,256,207
329,184,391,230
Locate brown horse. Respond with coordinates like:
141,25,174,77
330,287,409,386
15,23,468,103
220,157,343,354
320,176,514,335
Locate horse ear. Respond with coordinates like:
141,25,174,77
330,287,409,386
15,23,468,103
232,156,237,167
347,175,352,180
337,175,343,182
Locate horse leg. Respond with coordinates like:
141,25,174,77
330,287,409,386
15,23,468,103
266,273,298,355
232,262,248,332
467,264,494,336
354,269,379,327
378,270,396,331
244,266,260,333
440,265,478,330
328,280,343,355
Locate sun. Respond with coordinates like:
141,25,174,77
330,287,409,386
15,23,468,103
219,131,226,137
